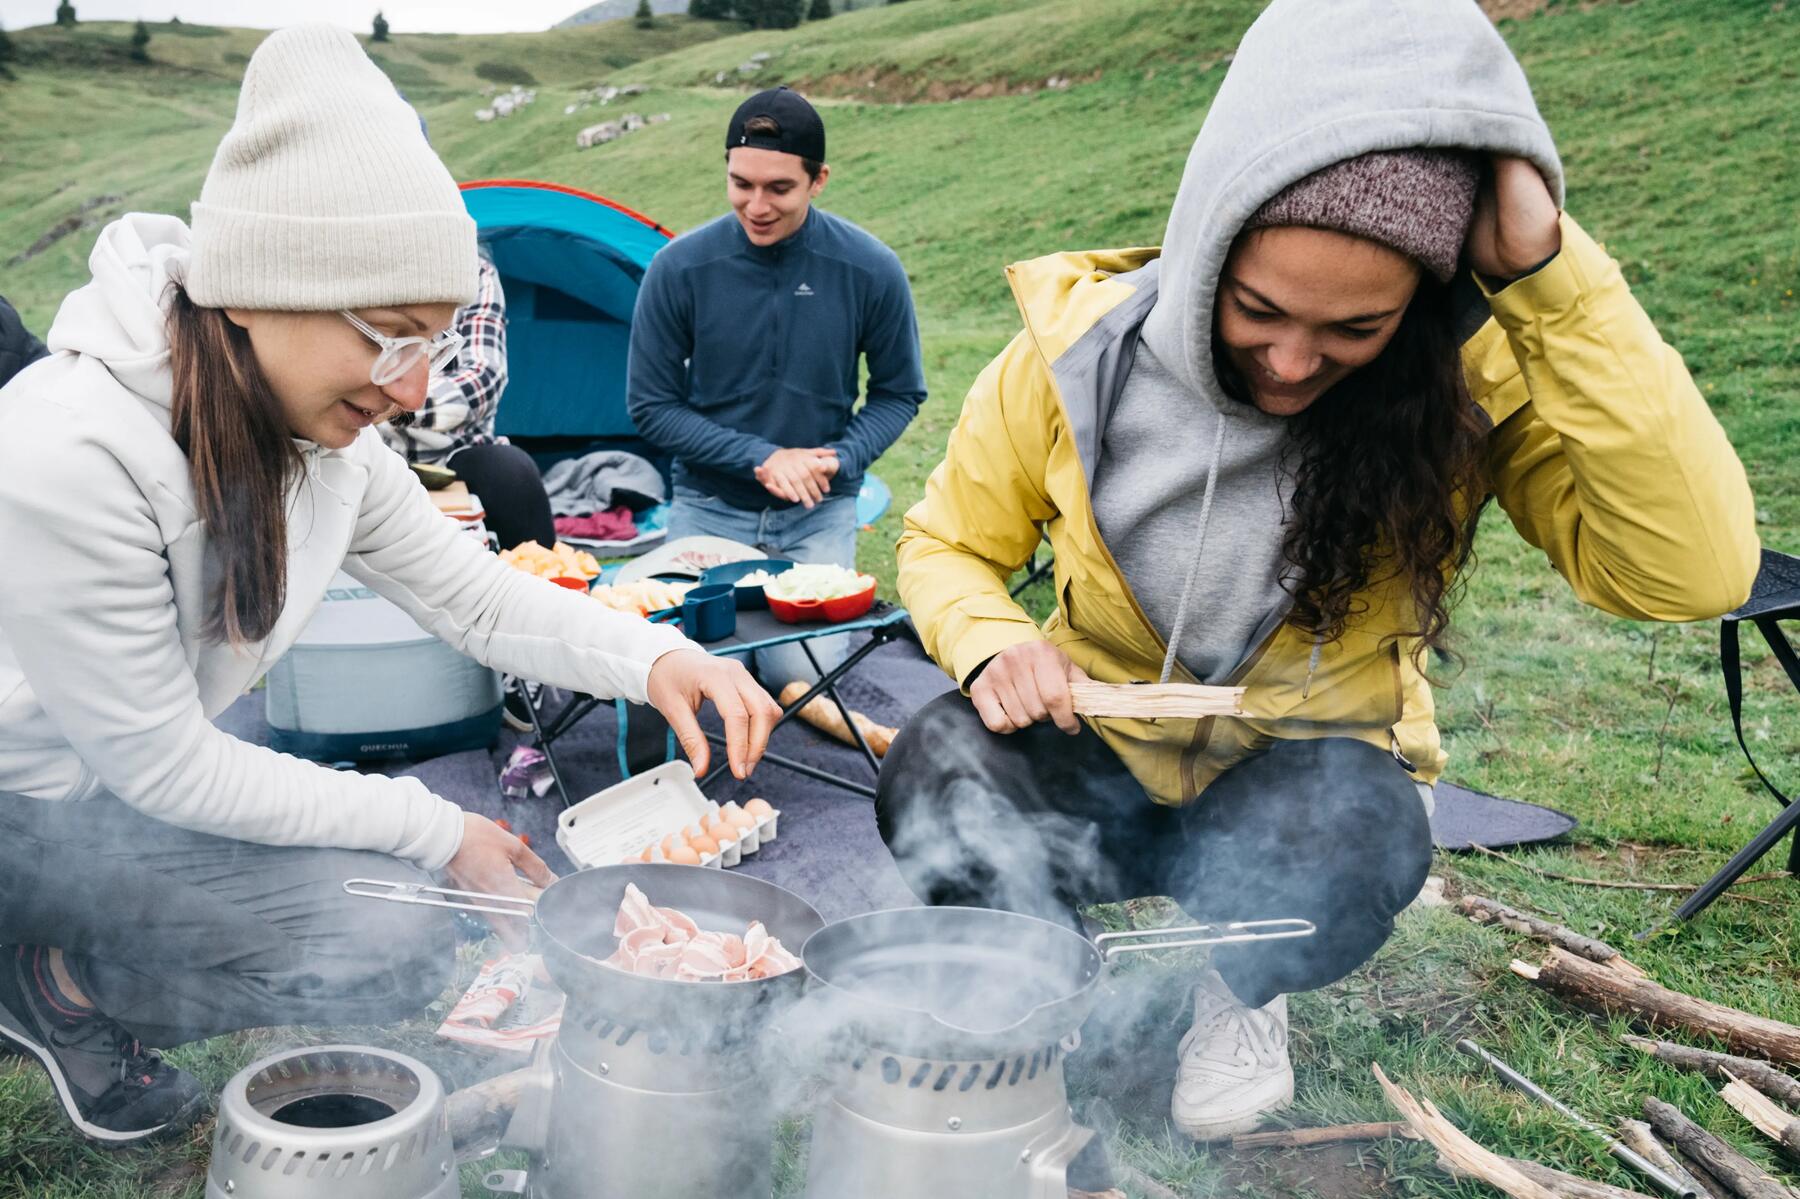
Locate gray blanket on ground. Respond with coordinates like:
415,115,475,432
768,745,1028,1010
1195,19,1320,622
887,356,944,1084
542,450,666,517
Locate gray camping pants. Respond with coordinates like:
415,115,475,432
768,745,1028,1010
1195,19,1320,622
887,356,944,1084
875,692,1434,1009
0,793,456,1049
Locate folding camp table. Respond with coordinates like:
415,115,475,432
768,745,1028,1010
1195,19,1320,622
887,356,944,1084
521,602,915,806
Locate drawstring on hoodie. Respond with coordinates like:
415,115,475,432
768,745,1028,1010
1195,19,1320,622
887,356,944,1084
1302,636,1322,699
1157,416,1228,685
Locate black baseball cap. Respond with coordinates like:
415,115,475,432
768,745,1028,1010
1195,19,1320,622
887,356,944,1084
726,86,826,164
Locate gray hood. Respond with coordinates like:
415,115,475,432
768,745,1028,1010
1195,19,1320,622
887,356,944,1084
1139,0,1564,406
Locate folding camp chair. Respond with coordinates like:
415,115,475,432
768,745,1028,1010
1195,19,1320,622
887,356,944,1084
1659,547,1800,929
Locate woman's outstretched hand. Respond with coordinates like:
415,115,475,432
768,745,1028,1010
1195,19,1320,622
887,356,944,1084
968,640,1091,735
1466,155,1562,282
646,649,781,779
444,811,557,951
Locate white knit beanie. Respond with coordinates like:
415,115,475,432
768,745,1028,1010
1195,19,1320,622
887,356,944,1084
186,24,477,311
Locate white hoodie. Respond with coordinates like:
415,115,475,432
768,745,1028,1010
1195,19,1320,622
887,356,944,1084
0,214,695,869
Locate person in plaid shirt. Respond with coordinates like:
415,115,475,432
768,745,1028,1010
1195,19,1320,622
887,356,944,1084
382,251,555,550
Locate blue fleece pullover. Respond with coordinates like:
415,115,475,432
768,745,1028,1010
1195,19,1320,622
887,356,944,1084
626,207,925,511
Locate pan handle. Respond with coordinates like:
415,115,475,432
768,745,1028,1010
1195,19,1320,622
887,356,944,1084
1094,918,1315,961
344,878,537,919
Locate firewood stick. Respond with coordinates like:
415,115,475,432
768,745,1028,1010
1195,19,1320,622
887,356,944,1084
1374,1063,1561,1199
1618,1121,1726,1199
1067,681,1246,719
1456,895,1649,977
1232,1121,1417,1150
778,681,896,755
1720,1076,1800,1162
1439,1154,1660,1199
446,1067,530,1159
1118,1164,1184,1199
1509,950,1800,1069
1623,1040,1800,1110
1643,1097,1799,1199
1469,845,1790,900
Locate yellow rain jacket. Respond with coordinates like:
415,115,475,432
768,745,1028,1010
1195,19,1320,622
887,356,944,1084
897,215,1760,805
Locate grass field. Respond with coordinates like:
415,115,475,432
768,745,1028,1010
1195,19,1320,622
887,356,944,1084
0,1,1797,1196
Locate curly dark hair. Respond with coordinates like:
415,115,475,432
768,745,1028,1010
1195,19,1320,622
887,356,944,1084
1217,273,1492,663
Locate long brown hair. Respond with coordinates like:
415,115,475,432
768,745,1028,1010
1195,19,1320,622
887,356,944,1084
1219,272,1491,664
165,284,301,644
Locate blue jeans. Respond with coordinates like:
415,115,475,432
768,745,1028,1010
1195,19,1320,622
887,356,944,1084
668,487,860,687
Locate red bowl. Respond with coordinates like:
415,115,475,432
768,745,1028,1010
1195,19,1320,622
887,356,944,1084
767,577,876,624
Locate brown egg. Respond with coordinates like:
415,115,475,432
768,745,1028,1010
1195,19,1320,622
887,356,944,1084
661,833,685,856
723,806,756,831
688,834,721,856
744,798,774,820
666,845,701,866
637,846,654,863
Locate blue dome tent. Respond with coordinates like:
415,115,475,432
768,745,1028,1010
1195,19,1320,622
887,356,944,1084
460,179,673,463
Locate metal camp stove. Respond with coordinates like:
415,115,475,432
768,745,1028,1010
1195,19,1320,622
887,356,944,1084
804,1036,1090,1199
350,865,826,1199
205,1046,456,1199
799,907,1315,1199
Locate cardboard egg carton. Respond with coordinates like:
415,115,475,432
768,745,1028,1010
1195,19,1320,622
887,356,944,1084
556,760,780,871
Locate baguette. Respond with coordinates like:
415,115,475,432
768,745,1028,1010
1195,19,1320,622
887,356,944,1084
779,682,897,756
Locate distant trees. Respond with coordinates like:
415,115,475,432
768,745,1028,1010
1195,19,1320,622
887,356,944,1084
371,10,389,41
735,0,804,28
0,20,14,61
130,17,150,60
55,1,76,27
808,0,831,17
690,0,813,26
634,0,654,28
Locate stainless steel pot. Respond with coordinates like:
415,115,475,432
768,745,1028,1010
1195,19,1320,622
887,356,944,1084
798,905,1314,1058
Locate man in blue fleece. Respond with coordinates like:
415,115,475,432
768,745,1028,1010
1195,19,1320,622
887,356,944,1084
627,86,925,683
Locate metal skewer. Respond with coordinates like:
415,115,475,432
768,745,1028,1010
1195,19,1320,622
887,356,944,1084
1455,1039,1699,1199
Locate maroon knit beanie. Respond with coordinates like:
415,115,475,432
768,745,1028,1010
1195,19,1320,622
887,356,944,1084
1244,149,1481,282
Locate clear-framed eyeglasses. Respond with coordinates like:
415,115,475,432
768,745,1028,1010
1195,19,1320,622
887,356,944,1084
340,310,464,387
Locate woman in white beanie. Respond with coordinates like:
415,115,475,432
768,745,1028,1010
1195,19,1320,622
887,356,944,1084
0,24,778,1145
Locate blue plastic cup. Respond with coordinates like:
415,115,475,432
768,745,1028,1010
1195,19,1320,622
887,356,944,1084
680,583,737,643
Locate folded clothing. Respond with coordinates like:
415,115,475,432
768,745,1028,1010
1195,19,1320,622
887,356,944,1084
555,506,638,542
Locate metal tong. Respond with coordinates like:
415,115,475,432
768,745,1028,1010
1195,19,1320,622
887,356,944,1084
1093,918,1315,960
1455,1039,1699,1199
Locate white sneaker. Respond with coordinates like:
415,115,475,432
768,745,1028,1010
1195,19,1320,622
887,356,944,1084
1169,968,1293,1141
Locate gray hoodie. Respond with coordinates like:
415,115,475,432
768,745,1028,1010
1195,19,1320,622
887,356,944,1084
1092,0,1562,684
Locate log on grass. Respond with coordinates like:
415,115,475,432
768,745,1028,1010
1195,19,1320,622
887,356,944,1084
1643,1097,1798,1199
1067,681,1245,719
1439,1154,1658,1199
1624,1039,1800,1110
446,1067,530,1158
1509,950,1800,1069
1233,1121,1417,1150
1456,895,1648,977
1720,1077,1800,1162
1617,1119,1725,1199
1374,1063,1561,1199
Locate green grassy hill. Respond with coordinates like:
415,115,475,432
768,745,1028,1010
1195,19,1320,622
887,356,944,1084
0,2,1797,1196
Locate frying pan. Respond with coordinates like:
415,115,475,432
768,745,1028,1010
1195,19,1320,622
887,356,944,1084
346,864,825,1030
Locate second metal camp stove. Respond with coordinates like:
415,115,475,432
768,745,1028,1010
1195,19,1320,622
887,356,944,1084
798,907,1314,1199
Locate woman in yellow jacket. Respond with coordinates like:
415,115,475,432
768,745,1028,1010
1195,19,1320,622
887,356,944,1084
880,0,1758,1166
